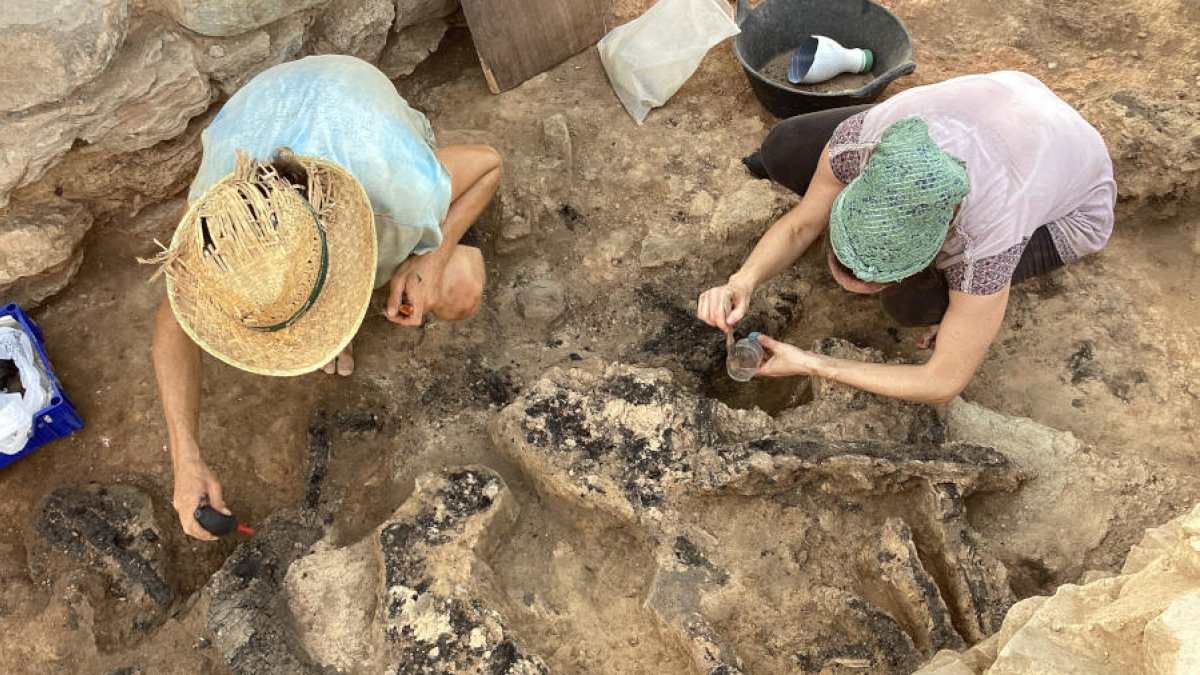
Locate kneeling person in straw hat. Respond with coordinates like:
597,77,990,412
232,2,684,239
149,56,501,540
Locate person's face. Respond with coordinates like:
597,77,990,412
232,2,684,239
826,239,890,294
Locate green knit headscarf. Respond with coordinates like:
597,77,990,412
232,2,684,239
828,117,970,283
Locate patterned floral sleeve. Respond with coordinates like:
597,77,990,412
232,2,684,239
827,110,871,184
942,239,1028,295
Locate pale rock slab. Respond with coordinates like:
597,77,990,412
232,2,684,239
914,503,1200,675
378,18,449,78
0,21,211,208
0,195,92,307
0,0,130,114
154,0,328,37
309,0,396,63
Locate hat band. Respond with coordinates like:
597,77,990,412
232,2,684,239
247,198,330,333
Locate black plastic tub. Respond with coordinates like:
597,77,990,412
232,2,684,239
733,0,916,118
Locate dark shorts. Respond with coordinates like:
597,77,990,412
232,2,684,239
877,226,1064,326
755,107,1064,326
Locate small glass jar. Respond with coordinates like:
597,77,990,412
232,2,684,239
726,332,763,382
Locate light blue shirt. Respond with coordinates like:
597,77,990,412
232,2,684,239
188,55,452,287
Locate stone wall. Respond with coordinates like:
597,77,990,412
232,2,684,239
0,0,457,307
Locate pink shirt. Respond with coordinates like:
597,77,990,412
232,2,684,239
828,71,1116,294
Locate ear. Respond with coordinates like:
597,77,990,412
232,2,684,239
826,245,888,294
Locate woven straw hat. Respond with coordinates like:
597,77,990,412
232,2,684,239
828,116,969,283
151,151,376,376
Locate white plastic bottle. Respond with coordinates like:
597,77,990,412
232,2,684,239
788,35,874,85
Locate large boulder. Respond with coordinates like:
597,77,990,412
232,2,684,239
0,195,92,307
377,18,449,78
191,12,313,97
916,502,1200,674
394,0,459,26
0,0,130,114
153,0,328,37
0,20,211,209
308,0,396,63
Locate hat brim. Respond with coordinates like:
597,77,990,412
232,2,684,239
167,156,377,376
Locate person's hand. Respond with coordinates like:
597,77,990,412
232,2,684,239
173,456,228,542
755,334,823,378
385,252,447,326
697,278,753,333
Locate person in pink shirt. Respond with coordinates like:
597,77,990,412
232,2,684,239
698,71,1115,404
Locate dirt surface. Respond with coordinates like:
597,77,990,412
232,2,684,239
1,0,1199,672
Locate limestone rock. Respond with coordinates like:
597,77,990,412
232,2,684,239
0,195,92,307
920,638,999,675
0,0,130,114
704,178,788,245
541,113,572,166
915,502,1200,675
378,18,449,78
0,21,211,208
0,253,86,310
40,108,210,225
1080,93,1200,203
1143,590,1200,675
309,0,395,63
1122,502,1199,575
517,280,565,324
688,190,716,218
27,485,172,646
155,0,328,37
283,467,547,673
393,0,459,27
639,233,690,269
192,30,273,96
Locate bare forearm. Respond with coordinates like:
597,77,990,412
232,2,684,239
152,298,203,467
434,145,502,256
810,356,965,405
437,192,481,253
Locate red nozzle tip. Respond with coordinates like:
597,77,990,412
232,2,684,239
236,524,255,536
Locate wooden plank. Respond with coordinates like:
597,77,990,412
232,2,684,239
460,0,612,93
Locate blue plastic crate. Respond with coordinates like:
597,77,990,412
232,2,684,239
0,303,83,469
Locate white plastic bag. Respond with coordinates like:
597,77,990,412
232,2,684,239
0,320,51,455
599,0,740,124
